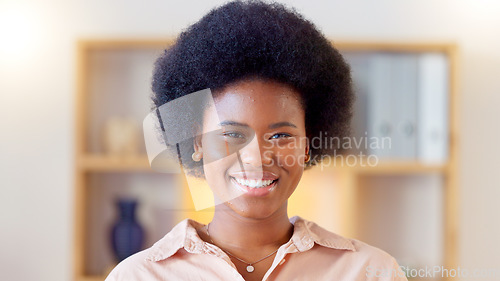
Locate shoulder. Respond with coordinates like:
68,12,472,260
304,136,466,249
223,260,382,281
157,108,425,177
345,239,407,280
292,217,406,280
295,217,393,256
105,249,153,281
347,238,401,268
105,218,200,281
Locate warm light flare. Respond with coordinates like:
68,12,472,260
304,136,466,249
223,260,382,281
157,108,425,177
0,4,40,62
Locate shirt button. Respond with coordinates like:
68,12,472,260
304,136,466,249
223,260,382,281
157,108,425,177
279,259,286,265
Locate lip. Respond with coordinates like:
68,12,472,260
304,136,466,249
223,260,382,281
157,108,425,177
230,177,278,197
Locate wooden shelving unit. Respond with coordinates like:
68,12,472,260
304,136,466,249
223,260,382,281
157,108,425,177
73,40,458,281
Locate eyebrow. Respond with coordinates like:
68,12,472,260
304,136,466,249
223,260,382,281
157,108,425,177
219,120,297,129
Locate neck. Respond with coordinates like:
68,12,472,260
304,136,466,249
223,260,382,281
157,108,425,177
208,203,293,251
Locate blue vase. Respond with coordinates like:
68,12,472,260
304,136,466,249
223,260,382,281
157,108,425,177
111,199,144,262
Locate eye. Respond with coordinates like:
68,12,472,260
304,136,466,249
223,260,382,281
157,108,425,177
270,133,292,139
223,131,245,138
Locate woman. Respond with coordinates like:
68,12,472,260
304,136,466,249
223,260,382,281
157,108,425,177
107,1,407,280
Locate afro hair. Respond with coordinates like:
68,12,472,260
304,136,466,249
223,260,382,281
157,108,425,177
151,0,354,176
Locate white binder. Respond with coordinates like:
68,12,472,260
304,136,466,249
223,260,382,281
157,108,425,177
368,53,394,159
367,53,418,160
391,53,419,159
417,53,449,164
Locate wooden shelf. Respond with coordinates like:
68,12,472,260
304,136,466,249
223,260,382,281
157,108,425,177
316,158,446,175
77,154,445,174
73,39,459,281
353,161,446,175
77,275,106,281
77,154,179,172
77,154,152,172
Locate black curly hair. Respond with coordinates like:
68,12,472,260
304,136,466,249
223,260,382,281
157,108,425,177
151,0,354,176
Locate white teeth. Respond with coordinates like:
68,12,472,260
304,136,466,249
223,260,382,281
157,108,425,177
234,178,274,188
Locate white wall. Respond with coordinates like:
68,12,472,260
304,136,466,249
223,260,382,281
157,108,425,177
1,0,499,280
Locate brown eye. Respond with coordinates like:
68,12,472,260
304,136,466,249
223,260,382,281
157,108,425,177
223,132,245,139
270,133,292,139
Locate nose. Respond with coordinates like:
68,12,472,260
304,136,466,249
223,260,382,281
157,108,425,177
238,135,272,167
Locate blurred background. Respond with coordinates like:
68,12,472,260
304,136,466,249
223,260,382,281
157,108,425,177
1,0,499,280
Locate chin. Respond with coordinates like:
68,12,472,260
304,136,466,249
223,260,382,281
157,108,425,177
224,197,287,220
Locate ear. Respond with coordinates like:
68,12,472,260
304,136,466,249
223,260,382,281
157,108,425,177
191,135,204,162
304,137,310,155
193,135,203,153
192,121,203,152
304,139,311,164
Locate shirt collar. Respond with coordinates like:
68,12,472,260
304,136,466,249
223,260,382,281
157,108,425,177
288,216,355,252
146,216,355,262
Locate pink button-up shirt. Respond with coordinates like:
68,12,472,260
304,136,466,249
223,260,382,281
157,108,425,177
106,216,408,280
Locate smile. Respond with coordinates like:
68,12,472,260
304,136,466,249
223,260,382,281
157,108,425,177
230,176,279,197
232,178,276,188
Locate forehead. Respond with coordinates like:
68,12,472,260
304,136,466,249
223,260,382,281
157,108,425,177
211,79,304,123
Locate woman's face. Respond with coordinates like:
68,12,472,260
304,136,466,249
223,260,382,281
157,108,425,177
197,79,308,219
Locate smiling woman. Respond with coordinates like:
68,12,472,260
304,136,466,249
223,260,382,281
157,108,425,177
198,79,307,221
106,1,407,280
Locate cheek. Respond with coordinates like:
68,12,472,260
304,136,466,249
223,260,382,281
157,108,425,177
270,139,307,169
201,135,242,177
201,137,233,186
200,132,255,163
201,152,242,202
202,137,231,162
276,149,306,169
